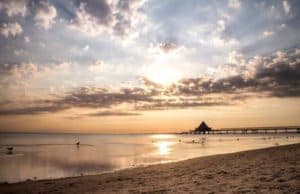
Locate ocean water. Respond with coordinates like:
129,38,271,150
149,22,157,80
0,133,299,183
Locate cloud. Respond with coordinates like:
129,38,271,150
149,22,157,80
197,19,238,48
139,77,162,88
78,0,113,26
217,20,226,33
169,48,300,98
34,1,57,30
0,105,67,116
0,63,38,78
69,0,146,37
282,0,291,14
228,51,245,65
84,111,141,117
88,60,110,73
0,86,158,116
0,22,23,38
0,62,71,78
263,30,274,38
113,0,146,37
0,47,299,116
56,86,159,109
0,62,71,97
134,101,231,111
0,0,27,17
24,36,30,43
69,0,113,36
14,49,26,56
228,0,241,9
159,42,177,53
211,36,239,48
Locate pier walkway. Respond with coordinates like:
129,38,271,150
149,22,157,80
188,127,300,135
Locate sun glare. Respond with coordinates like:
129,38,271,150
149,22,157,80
154,141,173,155
148,66,181,85
145,53,182,85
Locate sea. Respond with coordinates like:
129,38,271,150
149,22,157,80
0,133,299,183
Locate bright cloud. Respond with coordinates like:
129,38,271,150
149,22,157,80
24,36,30,43
228,0,241,9
0,0,27,17
283,0,291,14
0,22,23,38
34,1,57,30
263,30,274,38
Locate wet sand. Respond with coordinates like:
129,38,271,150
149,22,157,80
1,143,299,194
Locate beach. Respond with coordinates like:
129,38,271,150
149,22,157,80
0,143,299,194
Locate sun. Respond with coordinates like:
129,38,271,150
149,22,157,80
144,53,182,85
147,65,181,85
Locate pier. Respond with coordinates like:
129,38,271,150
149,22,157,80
189,127,300,135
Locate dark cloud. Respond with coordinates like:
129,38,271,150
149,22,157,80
69,0,145,37
113,14,131,36
28,0,57,30
169,53,300,98
135,101,231,111
77,0,113,26
0,86,159,116
117,0,138,13
0,105,67,116
113,0,144,36
159,42,177,53
56,86,160,108
84,111,141,117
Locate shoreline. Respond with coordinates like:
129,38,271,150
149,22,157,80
1,143,299,193
1,141,298,184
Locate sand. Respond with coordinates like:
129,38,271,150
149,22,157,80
0,143,299,194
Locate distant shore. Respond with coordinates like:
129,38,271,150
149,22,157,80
1,143,299,194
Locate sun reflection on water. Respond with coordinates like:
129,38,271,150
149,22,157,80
151,134,175,139
154,141,173,155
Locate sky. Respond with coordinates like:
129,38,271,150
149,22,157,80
0,0,300,133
